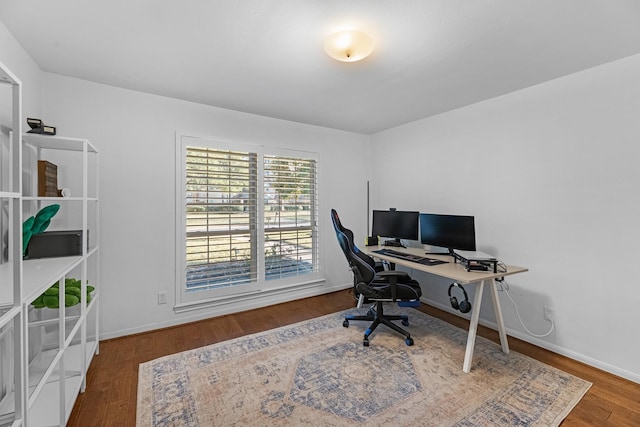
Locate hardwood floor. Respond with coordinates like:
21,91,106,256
67,290,640,426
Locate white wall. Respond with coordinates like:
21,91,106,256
370,53,640,383
0,19,41,122
39,73,368,339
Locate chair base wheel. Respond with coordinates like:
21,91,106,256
346,301,416,347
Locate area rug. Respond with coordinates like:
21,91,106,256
136,308,591,426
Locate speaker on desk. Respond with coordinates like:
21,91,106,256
448,282,471,314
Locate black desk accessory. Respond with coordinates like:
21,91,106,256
26,230,84,259
448,283,472,313
27,117,42,129
27,125,56,135
453,252,498,273
383,239,404,248
26,117,57,135
365,236,379,246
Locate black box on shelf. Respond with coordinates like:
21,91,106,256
26,230,86,259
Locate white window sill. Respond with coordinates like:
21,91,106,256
173,278,326,314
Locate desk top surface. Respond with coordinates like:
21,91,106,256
361,245,528,285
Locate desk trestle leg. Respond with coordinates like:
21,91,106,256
462,278,510,373
463,281,484,373
490,278,510,354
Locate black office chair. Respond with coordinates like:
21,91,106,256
331,209,422,346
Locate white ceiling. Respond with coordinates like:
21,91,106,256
1,0,640,134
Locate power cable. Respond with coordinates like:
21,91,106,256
500,280,555,338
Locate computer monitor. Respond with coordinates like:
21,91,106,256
419,213,476,252
371,210,420,243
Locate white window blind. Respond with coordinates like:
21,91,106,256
263,155,318,280
185,147,258,291
178,135,320,304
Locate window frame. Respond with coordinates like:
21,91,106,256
175,133,321,307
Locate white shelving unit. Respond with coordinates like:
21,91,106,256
0,60,100,427
0,59,25,427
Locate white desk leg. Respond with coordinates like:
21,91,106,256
462,280,484,373
489,278,510,354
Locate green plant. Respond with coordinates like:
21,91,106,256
31,278,95,309
23,204,60,256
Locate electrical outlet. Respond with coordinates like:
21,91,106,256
543,306,554,322
158,291,167,305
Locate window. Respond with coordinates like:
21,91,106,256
176,135,319,305
263,154,317,281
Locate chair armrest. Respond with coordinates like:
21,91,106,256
374,271,404,301
355,282,382,299
366,272,414,302
375,271,410,281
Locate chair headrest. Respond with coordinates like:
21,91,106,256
331,209,376,281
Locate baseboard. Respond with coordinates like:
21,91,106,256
99,282,352,341
421,297,640,384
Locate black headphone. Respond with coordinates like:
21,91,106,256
448,283,471,313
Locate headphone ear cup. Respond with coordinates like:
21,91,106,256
449,283,471,313
458,300,471,313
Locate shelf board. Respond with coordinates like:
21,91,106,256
28,340,90,387
0,191,21,198
0,394,17,424
28,340,97,426
22,197,98,204
27,374,83,427
0,339,99,426
1,257,89,308
23,134,97,153
22,257,83,304
0,306,21,329
22,196,85,202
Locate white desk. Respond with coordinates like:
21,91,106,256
361,245,528,373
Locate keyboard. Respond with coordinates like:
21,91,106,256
373,249,447,266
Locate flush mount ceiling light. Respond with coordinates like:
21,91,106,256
324,30,374,62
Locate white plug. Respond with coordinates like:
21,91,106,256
543,306,555,322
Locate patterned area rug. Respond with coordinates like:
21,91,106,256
136,308,591,426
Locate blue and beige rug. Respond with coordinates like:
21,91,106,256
136,308,591,426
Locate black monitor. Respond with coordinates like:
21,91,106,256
371,210,420,243
419,213,476,252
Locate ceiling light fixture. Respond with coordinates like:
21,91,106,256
324,30,374,62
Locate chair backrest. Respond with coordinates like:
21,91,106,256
331,209,377,285
331,209,353,251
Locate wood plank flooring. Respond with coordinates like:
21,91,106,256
67,290,640,426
